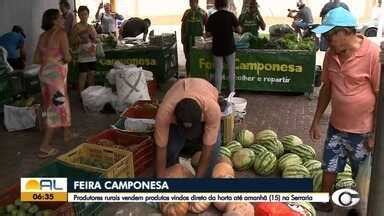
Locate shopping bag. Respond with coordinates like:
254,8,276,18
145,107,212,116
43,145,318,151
356,154,372,215
81,86,115,112
96,41,105,58
4,105,37,132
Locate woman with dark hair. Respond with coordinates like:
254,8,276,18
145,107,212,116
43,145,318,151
206,0,241,94
71,6,97,98
33,9,72,158
59,0,75,35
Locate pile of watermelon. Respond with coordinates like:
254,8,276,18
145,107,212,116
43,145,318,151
219,129,357,192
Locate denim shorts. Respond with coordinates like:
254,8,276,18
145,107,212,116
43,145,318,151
322,125,369,177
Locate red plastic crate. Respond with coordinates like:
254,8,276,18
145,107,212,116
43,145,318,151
121,100,159,119
0,183,74,216
87,129,154,176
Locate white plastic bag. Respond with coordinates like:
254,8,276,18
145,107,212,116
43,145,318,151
115,66,150,110
123,117,155,133
356,154,372,215
23,64,40,77
142,69,154,81
81,86,115,112
0,47,13,75
4,105,36,132
96,42,105,58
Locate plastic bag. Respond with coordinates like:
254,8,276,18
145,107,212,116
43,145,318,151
0,47,13,75
96,42,105,58
81,86,115,112
23,64,40,77
356,154,372,215
114,66,150,110
4,105,37,132
142,69,154,81
122,117,155,133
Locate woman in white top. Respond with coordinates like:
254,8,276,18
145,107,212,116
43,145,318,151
72,6,97,97
95,3,123,35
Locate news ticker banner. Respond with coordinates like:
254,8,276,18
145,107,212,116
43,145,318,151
20,178,329,203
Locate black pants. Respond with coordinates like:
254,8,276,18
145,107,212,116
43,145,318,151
166,124,221,177
8,58,25,70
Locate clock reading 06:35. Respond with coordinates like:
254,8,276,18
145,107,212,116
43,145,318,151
32,193,54,200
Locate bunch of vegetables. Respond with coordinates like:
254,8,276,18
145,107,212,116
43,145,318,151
250,33,315,51
13,96,36,107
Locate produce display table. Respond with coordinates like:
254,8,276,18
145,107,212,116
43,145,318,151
69,38,178,87
189,48,316,94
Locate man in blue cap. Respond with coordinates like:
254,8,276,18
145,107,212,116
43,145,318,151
309,7,380,213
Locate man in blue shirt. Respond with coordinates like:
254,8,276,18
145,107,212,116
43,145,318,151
0,26,26,69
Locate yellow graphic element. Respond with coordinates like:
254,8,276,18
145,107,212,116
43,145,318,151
99,58,157,66
21,192,67,202
198,58,304,75
25,180,40,190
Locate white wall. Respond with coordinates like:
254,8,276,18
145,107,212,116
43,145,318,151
0,0,74,64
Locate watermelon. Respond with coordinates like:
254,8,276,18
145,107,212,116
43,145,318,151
336,164,353,181
303,160,322,176
289,144,316,161
312,170,323,192
236,129,254,147
282,165,311,178
220,146,232,158
278,153,302,171
249,144,269,157
231,148,256,171
280,135,303,152
258,138,284,158
255,129,278,143
253,151,277,176
335,178,356,190
225,141,243,153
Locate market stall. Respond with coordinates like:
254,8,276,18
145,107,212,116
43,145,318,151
68,32,178,87
189,33,317,95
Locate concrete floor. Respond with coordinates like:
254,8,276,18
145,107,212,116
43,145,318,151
0,76,358,215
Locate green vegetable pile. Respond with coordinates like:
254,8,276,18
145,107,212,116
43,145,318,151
0,199,54,216
250,33,316,51
12,96,36,107
102,35,117,48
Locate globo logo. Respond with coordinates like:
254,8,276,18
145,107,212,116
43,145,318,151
332,188,360,207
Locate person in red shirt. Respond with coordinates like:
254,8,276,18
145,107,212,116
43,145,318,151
155,78,222,178
310,8,380,212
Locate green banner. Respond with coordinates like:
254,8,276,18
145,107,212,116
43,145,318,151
190,48,316,93
69,44,178,86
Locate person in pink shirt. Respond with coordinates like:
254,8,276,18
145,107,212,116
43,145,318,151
309,7,380,212
154,78,222,178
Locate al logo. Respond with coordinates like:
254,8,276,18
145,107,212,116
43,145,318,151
20,178,67,202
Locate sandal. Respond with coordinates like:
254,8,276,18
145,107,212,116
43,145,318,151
38,148,59,159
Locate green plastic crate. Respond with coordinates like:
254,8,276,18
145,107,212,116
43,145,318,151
0,74,13,100
26,160,105,216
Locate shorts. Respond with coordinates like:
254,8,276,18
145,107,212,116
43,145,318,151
322,124,369,178
78,62,96,73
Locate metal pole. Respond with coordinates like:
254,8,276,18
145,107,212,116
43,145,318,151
367,43,384,215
